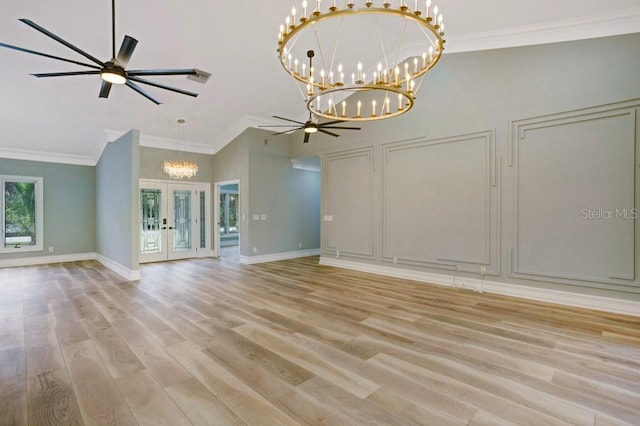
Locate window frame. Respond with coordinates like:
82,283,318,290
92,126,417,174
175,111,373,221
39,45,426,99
1,175,44,253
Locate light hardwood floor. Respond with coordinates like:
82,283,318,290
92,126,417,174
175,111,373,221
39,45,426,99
1,256,639,425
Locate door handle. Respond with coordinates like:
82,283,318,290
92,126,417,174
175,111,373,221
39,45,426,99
169,227,175,230
161,227,167,230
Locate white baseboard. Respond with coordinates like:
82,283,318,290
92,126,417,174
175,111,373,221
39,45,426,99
320,257,640,318
240,249,321,265
95,254,141,281
0,252,96,268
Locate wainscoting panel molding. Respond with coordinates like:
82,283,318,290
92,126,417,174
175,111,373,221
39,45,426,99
511,99,639,290
381,131,500,275
323,147,376,260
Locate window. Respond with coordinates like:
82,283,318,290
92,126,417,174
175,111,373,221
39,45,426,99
1,176,44,253
219,191,238,235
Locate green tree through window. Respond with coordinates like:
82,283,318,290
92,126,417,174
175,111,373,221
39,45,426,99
2,176,43,251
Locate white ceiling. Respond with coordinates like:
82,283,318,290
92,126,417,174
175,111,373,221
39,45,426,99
0,0,639,165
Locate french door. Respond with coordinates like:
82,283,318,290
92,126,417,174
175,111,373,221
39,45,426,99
140,180,210,263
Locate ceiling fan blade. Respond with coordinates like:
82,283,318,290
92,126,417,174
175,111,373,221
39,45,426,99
257,124,301,128
0,42,101,69
272,115,305,125
128,76,198,97
19,19,104,66
127,69,199,76
32,70,100,78
116,36,138,67
99,81,112,98
303,132,310,143
321,126,362,130
271,129,300,136
318,128,340,137
126,80,161,105
318,119,346,126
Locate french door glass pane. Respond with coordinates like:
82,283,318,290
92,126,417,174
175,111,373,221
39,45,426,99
141,189,162,254
199,191,206,249
4,181,37,247
174,190,192,251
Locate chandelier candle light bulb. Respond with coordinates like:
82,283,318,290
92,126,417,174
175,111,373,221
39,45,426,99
277,0,446,121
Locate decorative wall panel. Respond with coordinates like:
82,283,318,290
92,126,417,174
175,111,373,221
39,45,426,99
511,103,637,287
382,131,499,274
323,147,375,259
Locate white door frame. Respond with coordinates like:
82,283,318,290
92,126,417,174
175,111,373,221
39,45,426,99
139,179,211,263
213,179,240,258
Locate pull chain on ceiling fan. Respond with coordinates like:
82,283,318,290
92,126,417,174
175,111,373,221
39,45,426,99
0,0,207,105
259,50,361,143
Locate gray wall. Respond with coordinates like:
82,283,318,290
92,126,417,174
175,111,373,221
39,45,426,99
0,158,95,260
212,127,321,258
249,130,321,256
96,130,140,271
290,33,640,301
213,129,250,256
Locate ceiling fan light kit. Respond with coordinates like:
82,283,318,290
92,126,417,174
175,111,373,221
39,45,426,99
277,0,446,122
0,0,206,105
100,60,127,85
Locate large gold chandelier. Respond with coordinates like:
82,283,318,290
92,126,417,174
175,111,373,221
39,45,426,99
162,119,198,180
277,1,446,122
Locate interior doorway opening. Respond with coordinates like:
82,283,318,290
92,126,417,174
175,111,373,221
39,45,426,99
214,180,240,261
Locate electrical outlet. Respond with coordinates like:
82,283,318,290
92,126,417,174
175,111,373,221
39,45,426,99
298,242,302,249
253,247,257,253
393,256,397,264
48,246,54,253
480,266,486,276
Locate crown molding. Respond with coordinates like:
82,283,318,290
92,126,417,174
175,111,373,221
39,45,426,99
0,146,96,166
444,7,640,54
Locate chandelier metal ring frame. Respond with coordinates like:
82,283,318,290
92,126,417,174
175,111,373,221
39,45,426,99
277,1,446,122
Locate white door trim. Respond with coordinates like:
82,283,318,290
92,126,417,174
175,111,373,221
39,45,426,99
213,179,240,258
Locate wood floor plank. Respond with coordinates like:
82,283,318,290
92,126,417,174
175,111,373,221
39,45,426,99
372,352,597,425
61,339,137,425
206,328,315,386
234,322,381,399
111,316,194,389
202,339,355,425
165,377,245,426
167,340,299,425
24,314,66,378
27,368,83,425
0,346,28,426
115,369,192,425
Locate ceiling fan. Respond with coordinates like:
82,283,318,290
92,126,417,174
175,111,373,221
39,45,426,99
259,50,361,143
259,113,361,143
0,0,206,105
